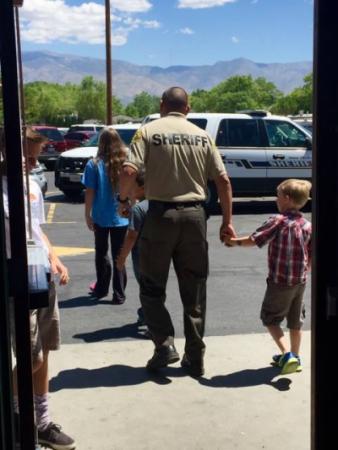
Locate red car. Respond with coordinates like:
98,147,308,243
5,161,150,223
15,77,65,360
33,125,67,170
63,131,96,150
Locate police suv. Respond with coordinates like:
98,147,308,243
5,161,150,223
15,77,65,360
143,111,312,209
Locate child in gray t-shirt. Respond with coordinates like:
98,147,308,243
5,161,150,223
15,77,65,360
116,170,149,328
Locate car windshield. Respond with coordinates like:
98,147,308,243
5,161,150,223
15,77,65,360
83,129,138,147
38,128,63,142
298,123,313,134
84,133,99,147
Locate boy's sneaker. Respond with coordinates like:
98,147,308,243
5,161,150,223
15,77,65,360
38,422,76,450
276,352,301,375
272,353,302,372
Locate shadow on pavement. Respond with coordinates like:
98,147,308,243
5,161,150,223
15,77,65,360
59,296,112,309
73,323,150,341
199,366,292,391
50,365,187,391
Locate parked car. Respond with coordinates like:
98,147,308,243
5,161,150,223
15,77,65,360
289,114,313,134
142,112,312,210
33,125,67,170
55,123,141,199
67,123,105,133
30,160,48,197
63,131,96,150
57,127,69,136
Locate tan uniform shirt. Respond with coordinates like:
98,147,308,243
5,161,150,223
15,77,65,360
125,112,227,202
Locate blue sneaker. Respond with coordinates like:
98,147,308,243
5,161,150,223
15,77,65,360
272,353,302,372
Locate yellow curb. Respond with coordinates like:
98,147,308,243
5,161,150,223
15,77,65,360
53,246,94,257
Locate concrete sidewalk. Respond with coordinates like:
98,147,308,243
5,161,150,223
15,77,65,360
49,331,310,450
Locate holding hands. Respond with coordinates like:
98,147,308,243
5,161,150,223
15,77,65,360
224,234,236,247
220,222,236,244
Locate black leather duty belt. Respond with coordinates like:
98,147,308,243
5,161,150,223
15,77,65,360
149,200,202,210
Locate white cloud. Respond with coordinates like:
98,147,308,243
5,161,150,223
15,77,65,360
178,0,236,9
231,36,239,43
179,27,195,35
251,0,258,4
20,0,159,46
113,0,152,13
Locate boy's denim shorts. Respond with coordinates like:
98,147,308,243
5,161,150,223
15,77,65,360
260,279,306,330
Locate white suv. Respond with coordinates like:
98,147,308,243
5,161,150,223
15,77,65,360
55,123,141,199
143,112,312,208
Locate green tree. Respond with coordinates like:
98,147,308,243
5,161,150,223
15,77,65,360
190,89,209,112
76,76,106,123
272,73,313,115
24,81,78,125
125,92,160,118
111,96,124,117
191,75,281,113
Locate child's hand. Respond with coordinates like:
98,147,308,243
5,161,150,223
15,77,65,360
51,258,70,285
85,215,94,231
118,202,131,218
224,235,235,247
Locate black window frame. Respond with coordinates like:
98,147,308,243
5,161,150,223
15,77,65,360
216,118,262,148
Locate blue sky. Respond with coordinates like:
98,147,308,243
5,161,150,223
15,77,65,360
20,0,314,67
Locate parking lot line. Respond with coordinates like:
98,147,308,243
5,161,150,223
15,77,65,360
47,203,56,223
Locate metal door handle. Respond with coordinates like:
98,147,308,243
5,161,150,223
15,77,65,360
273,154,285,160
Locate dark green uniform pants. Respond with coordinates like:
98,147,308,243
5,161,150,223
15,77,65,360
139,201,208,362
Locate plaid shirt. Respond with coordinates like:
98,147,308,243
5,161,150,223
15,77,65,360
251,210,312,286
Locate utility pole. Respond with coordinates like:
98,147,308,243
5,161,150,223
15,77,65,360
105,0,112,125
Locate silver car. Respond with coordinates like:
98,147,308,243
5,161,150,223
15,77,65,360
30,161,48,197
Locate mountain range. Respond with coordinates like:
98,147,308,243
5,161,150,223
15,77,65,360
22,51,312,104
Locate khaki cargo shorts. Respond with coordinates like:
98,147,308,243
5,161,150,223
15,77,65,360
12,282,61,363
260,279,306,330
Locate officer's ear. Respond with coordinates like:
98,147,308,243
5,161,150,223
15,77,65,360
184,104,191,115
160,100,166,117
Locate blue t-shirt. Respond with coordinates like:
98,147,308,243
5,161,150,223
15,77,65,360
82,158,128,228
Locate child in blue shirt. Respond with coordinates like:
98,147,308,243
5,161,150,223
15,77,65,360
82,128,129,304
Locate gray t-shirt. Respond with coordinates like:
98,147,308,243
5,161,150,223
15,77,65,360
129,199,149,271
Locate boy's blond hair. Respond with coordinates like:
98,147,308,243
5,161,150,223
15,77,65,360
278,178,312,209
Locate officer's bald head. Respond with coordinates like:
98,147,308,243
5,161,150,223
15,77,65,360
160,87,190,115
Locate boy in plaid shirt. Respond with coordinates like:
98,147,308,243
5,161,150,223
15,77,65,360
225,179,312,375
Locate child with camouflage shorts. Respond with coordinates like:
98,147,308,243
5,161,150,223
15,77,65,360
1,127,76,449
225,179,312,375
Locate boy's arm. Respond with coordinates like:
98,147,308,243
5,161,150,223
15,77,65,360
41,231,70,285
84,188,95,231
116,229,139,271
225,235,256,247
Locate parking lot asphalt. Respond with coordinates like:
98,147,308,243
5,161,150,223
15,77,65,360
42,172,312,344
